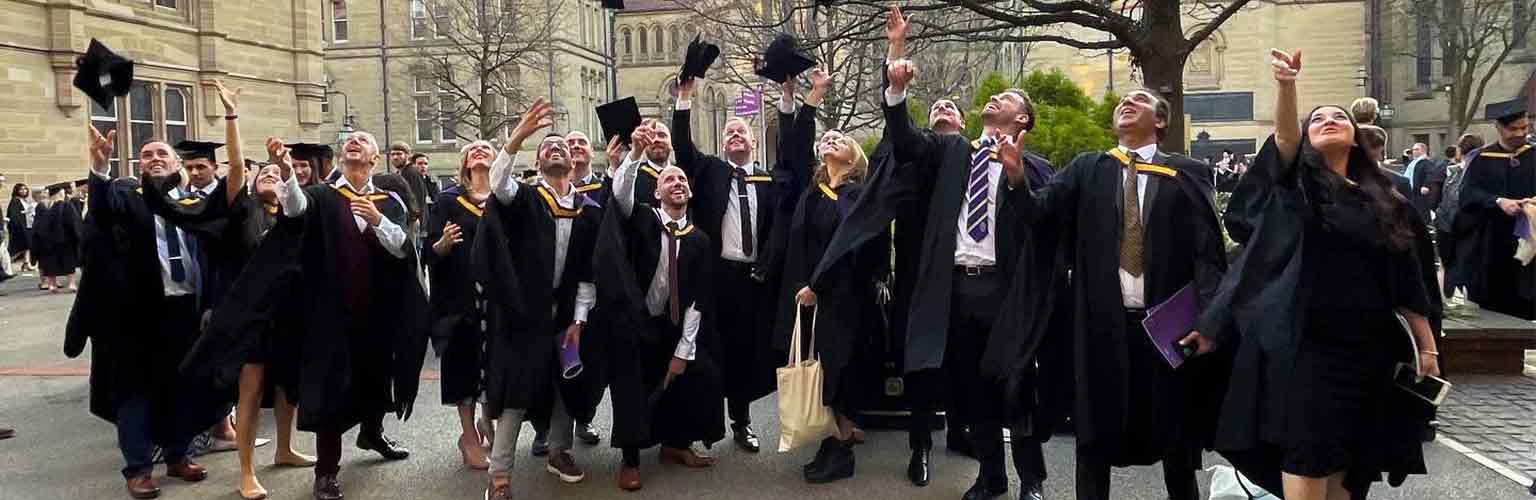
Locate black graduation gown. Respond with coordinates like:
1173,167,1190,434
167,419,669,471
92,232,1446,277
1195,138,1438,494
594,200,725,449
1015,148,1228,466
6,198,30,255
210,183,429,432
63,172,228,442
34,201,82,276
1454,143,1536,319
672,107,802,405
425,186,486,405
471,182,602,423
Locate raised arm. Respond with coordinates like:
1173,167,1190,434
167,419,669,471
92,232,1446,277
85,124,127,221
1271,49,1302,168
267,138,311,218
215,80,245,205
613,126,655,217
491,98,556,205
671,78,707,178
882,60,939,168
886,6,910,61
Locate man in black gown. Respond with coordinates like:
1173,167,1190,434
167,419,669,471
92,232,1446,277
671,77,794,453
600,127,726,491
270,131,427,500
1456,98,1536,319
881,49,1055,498
67,128,230,499
1013,89,1228,500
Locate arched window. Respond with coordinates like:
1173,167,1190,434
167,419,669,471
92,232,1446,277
670,25,682,59
638,26,648,57
622,28,632,62
654,27,664,61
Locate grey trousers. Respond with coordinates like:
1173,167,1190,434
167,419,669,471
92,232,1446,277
489,382,573,475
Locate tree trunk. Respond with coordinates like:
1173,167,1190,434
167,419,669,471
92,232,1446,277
1136,53,1191,154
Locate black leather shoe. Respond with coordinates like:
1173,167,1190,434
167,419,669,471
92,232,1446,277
313,473,343,500
803,438,854,484
576,422,601,445
1019,481,1043,500
530,434,550,457
732,424,760,453
804,437,834,474
961,479,1007,500
355,433,409,461
907,449,931,487
947,430,975,458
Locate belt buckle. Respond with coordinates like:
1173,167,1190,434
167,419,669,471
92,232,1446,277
963,265,982,277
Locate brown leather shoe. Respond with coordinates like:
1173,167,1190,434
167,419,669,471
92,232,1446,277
617,465,642,491
126,474,161,499
658,446,716,468
165,461,208,482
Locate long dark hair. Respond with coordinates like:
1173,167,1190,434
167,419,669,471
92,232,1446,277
1297,105,1414,251
10,182,28,199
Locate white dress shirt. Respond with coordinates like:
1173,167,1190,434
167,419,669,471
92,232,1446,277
614,154,703,360
489,150,597,322
886,88,1000,266
721,158,762,263
278,172,408,259
1118,143,1157,308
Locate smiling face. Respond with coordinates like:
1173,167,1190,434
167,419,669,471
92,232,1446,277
253,164,283,198
980,91,1031,133
137,141,180,180
340,132,380,171
184,159,217,189
646,123,674,163
818,131,856,166
538,136,572,177
1114,91,1167,140
462,140,494,171
1306,106,1357,154
565,131,592,166
722,119,754,156
292,159,314,185
929,99,964,134
654,165,691,208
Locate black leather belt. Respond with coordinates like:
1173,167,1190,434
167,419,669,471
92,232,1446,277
1125,308,1147,320
954,265,998,277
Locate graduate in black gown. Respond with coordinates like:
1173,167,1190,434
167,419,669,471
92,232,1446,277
599,125,727,492
286,143,331,189
32,182,82,291
1010,86,1228,500
66,127,234,499
673,74,804,453
424,140,494,472
1195,49,1442,500
767,69,886,483
1454,97,1536,319
7,183,34,272
259,130,427,500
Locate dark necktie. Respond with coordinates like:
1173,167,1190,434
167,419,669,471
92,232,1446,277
165,190,203,284
1120,152,1144,277
966,138,995,241
665,221,682,325
733,167,754,258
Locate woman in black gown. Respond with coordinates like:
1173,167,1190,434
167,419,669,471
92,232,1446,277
1197,50,1441,500
7,182,34,272
772,70,889,484
425,139,495,470
32,183,82,292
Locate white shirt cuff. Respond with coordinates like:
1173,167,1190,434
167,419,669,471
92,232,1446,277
574,282,596,322
374,216,408,258
884,88,907,108
675,303,701,361
675,99,692,111
779,95,797,114
490,149,520,204
279,174,307,217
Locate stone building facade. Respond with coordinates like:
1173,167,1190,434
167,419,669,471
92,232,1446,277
0,0,326,198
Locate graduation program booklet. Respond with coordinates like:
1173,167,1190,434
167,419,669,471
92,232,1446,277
1141,283,1197,370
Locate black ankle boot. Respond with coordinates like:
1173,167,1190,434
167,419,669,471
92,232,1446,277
803,437,835,474
804,438,854,484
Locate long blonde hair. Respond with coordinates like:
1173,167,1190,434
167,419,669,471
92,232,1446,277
814,134,868,187
457,140,494,189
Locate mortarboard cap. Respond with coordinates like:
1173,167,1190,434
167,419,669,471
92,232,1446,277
679,35,720,82
288,143,334,163
754,33,816,84
73,39,135,111
46,182,70,196
601,0,623,8
1487,97,1529,124
174,140,224,162
596,97,643,146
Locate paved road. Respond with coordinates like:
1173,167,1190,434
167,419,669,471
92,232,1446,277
0,276,1527,500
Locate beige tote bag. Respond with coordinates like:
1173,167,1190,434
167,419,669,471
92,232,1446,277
776,307,837,452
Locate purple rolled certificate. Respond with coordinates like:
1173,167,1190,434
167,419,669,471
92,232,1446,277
558,333,583,380
1141,283,1197,370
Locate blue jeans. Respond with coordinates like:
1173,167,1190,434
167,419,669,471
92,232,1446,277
116,397,192,478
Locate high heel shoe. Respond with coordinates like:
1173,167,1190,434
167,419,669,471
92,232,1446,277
459,439,489,470
476,416,495,449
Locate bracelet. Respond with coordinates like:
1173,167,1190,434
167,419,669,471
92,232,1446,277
1419,350,1439,355
224,115,238,120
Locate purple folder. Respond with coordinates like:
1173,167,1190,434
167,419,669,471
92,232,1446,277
1141,283,1197,370
558,333,583,380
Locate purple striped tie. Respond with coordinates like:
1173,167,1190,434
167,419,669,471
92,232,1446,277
966,138,995,241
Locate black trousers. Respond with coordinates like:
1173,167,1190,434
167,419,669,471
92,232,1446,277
1076,443,1199,500
949,268,1046,488
315,413,386,476
906,369,966,451
716,259,766,426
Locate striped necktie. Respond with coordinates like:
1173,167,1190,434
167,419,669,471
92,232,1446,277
966,137,995,242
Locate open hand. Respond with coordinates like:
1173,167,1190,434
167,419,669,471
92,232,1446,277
265,137,293,180
351,197,382,227
88,124,117,172
1270,48,1301,83
433,222,463,255
886,6,911,43
998,129,1029,188
506,98,555,153
214,79,241,116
